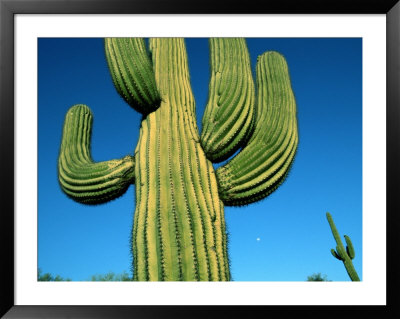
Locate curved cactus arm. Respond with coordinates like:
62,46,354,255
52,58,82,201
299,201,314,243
326,212,360,281
344,235,355,259
58,104,135,204
104,38,160,114
200,38,256,163
331,249,342,260
215,51,298,206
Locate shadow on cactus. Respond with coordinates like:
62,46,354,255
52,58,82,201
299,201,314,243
58,38,298,281
326,212,360,281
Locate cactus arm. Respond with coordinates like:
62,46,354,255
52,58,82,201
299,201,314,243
58,104,135,204
326,213,360,281
331,249,342,260
201,38,256,163
215,51,298,206
104,38,160,114
344,235,356,259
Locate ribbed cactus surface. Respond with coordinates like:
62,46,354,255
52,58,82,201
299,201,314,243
58,38,298,281
201,38,256,162
58,104,135,204
132,38,229,280
216,51,298,206
105,38,160,114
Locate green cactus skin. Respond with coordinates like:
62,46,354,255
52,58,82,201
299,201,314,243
105,38,160,114
58,104,135,204
344,235,355,259
330,248,341,260
58,38,298,281
216,51,298,206
201,38,256,163
132,38,229,281
326,212,360,281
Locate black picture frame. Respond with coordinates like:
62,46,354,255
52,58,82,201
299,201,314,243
1,0,399,318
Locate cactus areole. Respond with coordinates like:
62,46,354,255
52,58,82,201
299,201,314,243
58,38,298,281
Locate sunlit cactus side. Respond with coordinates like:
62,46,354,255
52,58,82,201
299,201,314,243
130,38,229,281
58,38,298,281
326,212,360,281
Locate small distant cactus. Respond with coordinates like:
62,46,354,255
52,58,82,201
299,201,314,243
326,212,360,281
58,38,298,281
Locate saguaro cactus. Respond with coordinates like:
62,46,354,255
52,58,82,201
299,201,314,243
58,38,298,281
326,212,360,281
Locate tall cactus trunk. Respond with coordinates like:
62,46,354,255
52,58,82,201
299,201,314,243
132,38,230,281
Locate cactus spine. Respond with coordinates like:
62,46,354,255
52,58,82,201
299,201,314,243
326,212,360,281
58,38,298,281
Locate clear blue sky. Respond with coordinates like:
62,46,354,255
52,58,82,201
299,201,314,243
38,37,362,281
